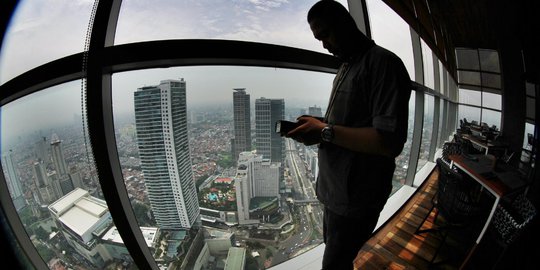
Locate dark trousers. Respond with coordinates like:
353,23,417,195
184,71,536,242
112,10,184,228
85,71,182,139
322,207,379,270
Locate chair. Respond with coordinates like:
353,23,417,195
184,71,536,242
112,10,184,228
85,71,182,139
441,141,462,165
415,158,484,263
489,193,537,268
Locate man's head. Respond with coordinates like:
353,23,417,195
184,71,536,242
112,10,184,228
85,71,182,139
307,0,363,59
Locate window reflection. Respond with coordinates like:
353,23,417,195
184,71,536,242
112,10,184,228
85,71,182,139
112,66,336,268
0,81,134,269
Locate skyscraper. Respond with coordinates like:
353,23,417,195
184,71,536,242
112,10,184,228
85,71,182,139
50,134,80,196
2,150,26,211
51,134,68,176
255,98,285,164
32,161,56,204
134,79,200,230
308,105,323,118
232,88,251,162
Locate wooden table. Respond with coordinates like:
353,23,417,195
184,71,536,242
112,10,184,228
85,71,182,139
448,154,528,268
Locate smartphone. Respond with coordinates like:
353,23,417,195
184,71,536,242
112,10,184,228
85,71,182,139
275,120,300,136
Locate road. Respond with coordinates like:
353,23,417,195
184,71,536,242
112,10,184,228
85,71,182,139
272,139,324,264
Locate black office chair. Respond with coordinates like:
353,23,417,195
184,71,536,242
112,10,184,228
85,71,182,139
415,158,485,263
488,193,537,268
441,141,462,165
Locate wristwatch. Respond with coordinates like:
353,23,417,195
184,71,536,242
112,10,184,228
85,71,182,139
321,124,334,143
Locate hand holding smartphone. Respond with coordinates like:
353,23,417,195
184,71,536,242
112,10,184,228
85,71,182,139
275,120,300,136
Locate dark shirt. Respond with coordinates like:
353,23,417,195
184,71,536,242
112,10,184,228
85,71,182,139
316,41,411,217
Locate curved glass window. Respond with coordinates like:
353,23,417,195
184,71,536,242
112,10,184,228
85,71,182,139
459,88,482,106
112,66,334,267
482,108,501,129
1,81,134,269
482,92,502,110
115,0,347,54
0,1,94,84
365,0,415,80
417,94,434,172
392,91,415,194
458,104,481,124
421,40,435,89
479,49,500,73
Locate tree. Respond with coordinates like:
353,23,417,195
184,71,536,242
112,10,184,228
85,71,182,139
35,226,49,242
36,243,55,262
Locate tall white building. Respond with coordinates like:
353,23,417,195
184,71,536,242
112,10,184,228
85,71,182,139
134,79,200,230
234,151,280,223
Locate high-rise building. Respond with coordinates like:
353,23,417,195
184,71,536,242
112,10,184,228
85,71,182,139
255,98,285,165
232,88,251,162
2,150,26,211
234,151,280,224
50,134,79,196
32,161,56,204
134,79,200,230
51,134,68,176
34,136,49,163
308,105,323,118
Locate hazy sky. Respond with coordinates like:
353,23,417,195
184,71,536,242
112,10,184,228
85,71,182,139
0,0,419,147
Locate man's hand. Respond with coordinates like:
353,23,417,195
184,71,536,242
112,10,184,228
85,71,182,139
285,116,326,145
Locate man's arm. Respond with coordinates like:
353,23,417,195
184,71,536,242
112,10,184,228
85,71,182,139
286,116,401,158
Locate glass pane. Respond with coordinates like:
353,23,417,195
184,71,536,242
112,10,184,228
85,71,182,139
482,92,501,110
439,60,445,93
392,91,415,194
458,104,481,125
437,99,448,146
456,48,479,70
459,88,481,106
112,66,335,267
417,94,434,172
115,0,348,53
481,72,501,89
523,123,535,150
0,1,94,84
479,49,500,73
481,109,501,130
0,81,134,268
527,97,535,120
458,70,481,86
421,40,435,89
366,0,415,80
526,82,536,97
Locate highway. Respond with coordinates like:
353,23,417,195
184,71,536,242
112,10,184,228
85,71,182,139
273,139,324,264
